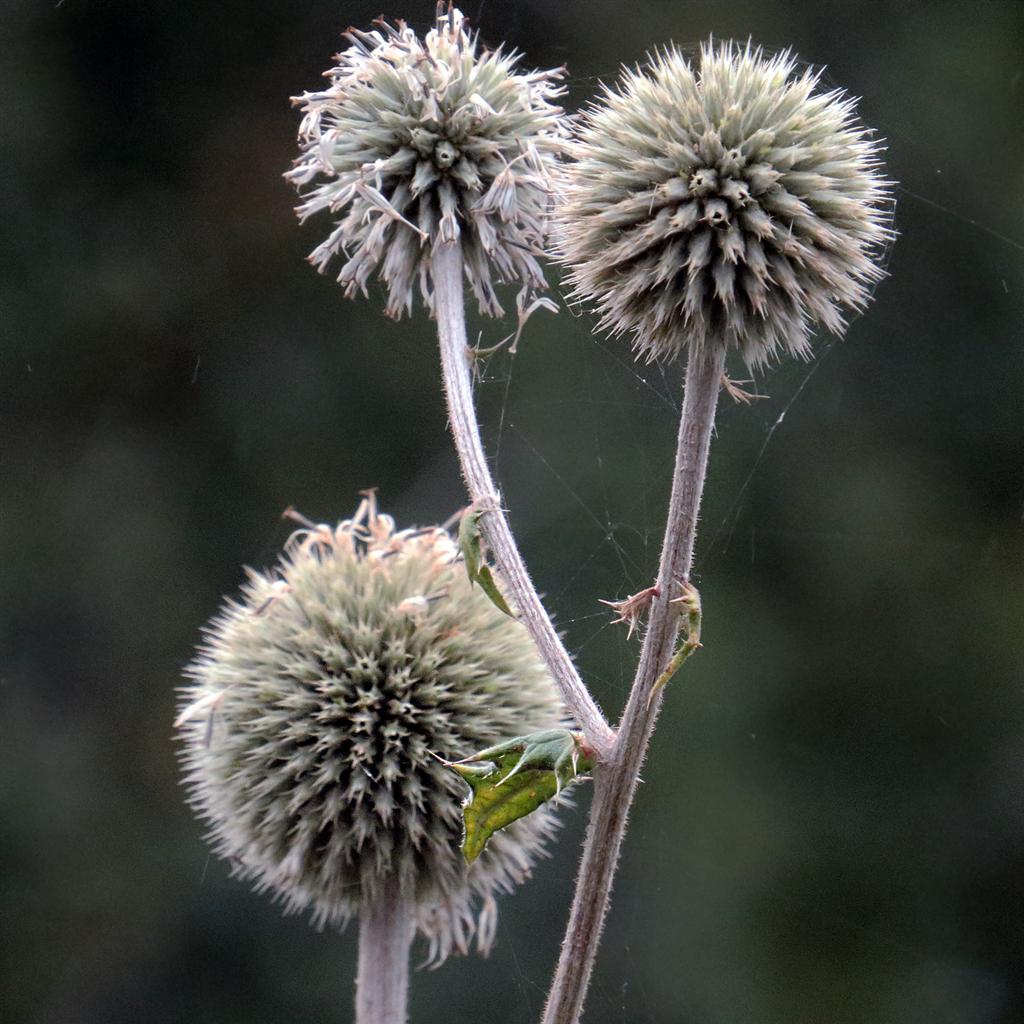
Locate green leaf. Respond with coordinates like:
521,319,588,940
648,581,703,705
457,506,516,617
474,563,516,619
447,729,594,863
458,505,484,579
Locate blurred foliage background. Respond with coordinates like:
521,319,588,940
2,0,1024,1021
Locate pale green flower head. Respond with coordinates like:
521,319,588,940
176,495,568,963
558,40,894,368
286,5,567,319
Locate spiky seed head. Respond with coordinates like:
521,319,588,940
176,495,568,963
557,40,894,368
286,5,567,320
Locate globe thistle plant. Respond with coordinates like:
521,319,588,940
286,4,567,319
557,40,893,367
274,20,899,1024
176,495,568,966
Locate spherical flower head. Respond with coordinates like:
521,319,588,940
176,495,568,963
286,5,567,320
557,40,894,368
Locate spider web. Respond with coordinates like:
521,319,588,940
470,299,831,713
466,59,1024,712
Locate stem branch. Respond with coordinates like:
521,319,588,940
355,881,414,1024
433,241,615,757
541,342,725,1024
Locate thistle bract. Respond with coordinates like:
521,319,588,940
286,6,566,319
176,496,567,963
558,40,893,367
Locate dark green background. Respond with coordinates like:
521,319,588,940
3,0,1023,1021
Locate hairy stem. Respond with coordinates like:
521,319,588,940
541,342,725,1024
432,240,615,756
355,880,414,1024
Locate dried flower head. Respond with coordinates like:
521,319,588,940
176,494,567,963
557,40,893,367
286,5,567,319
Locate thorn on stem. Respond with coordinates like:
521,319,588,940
599,584,660,640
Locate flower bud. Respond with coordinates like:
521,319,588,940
286,6,567,319
557,41,894,367
176,496,567,963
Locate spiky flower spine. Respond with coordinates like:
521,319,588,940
557,40,893,368
176,496,567,964
285,5,567,320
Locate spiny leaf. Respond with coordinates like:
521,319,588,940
446,729,594,862
648,581,703,706
458,506,516,617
